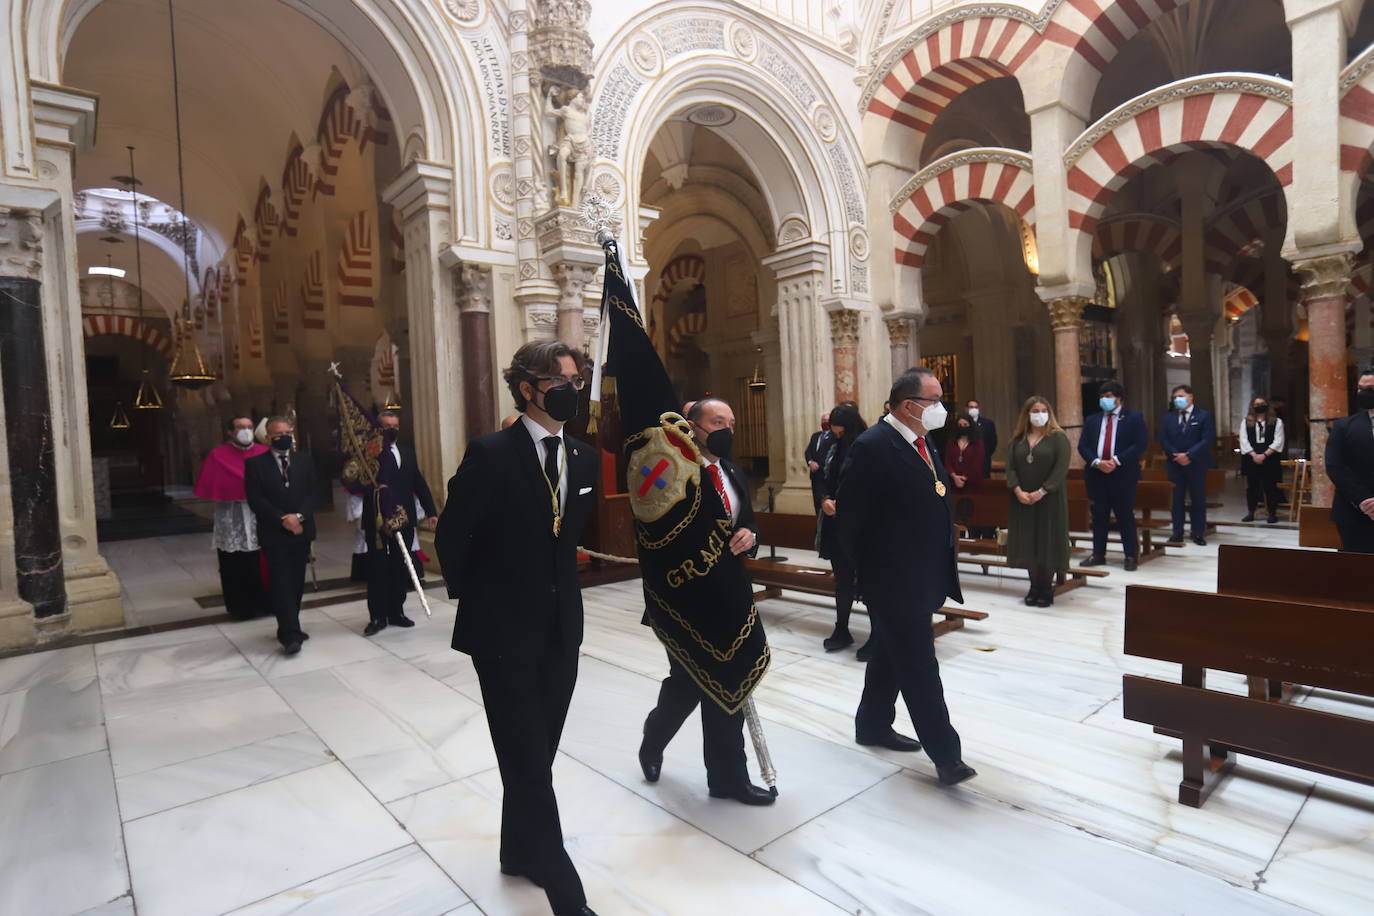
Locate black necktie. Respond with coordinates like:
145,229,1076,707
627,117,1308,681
1179,412,1186,429
279,454,290,486
542,436,560,502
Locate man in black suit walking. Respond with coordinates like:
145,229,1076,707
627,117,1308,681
1078,381,1149,571
435,340,598,916
1326,368,1374,553
362,410,439,635
244,416,316,655
804,413,831,512
836,367,976,787
636,396,773,806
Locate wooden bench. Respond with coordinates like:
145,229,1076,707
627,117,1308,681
949,492,1108,596
1216,543,1369,700
1065,476,1171,563
1139,467,1228,527
1122,583,1374,807
742,558,989,638
1298,510,1341,549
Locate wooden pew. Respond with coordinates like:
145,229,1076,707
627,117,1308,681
755,511,818,552
949,492,1109,596
1122,583,1374,807
1298,511,1342,549
1216,544,1369,700
1065,477,1171,563
742,558,989,638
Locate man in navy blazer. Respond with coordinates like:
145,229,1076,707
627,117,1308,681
1078,380,1148,571
836,367,976,787
1159,384,1216,545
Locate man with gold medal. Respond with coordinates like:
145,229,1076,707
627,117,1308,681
434,340,600,916
835,367,977,787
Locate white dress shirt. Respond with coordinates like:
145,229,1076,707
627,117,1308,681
1239,417,1285,456
521,414,567,514
704,457,741,526
884,411,921,448
1093,406,1122,467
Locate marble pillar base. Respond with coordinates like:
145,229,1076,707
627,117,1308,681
0,600,36,650
771,482,817,515
64,561,125,634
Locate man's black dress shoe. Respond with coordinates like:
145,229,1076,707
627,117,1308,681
1193,536,1206,546
300,632,310,642
1034,591,1053,608
638,742,662,783
553,906,597,916
936,762,978,786
1123,557,1138,571
388,614,416,628
856,729,921,752
499,862,542,886
708,783,777,805
822,629,854,651
1169,532,1185,544
364,620,387,636
855,641,873,662
282,640,302,656
1267,515,1279,524
1241,513,1255,522
1081,555,1106,567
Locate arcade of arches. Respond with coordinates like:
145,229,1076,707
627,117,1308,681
0,0,1371,641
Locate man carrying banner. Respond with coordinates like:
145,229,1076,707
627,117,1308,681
595,225,776,806
362,410,438,635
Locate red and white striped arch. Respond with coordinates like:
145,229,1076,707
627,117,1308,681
81,315,173,357
247,305,264,360
1065,83,1293,236
338,210,376,308
254,186,280,262
271,282,290,345
1092,214,1181,268
893,150,1036,269
650,255,705,311
233,218,253,283
1044,0,1185,74
865,14,1040,136
281,145,313,238
301,251,325,330
317,85,361,197
1204,192,1285,276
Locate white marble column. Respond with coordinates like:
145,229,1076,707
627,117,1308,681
884,314,916,390
382,162,462,493
763,241,833,513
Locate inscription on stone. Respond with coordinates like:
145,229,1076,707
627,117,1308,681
827,144,865,225
652,18,725,57
469,34,512,158
592,61,645,159
758,40,816,108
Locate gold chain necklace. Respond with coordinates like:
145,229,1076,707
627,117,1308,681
914,438,946,497
538,438,566,537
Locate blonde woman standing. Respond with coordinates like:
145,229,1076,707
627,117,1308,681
1005,397,1071,607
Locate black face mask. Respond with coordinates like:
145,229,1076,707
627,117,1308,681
271,434,293,452
381,427,399,445
1253,404,1268,415
1358,388,1374,411
537,382,580,423
705,428,734,461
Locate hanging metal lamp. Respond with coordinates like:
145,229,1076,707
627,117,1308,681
109,401,131,430
382,388,403,411
126,147,164,409
164,0,217,391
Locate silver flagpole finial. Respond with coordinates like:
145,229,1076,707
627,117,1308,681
580,194,620,248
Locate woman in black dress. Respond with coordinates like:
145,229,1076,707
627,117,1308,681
817,402,867,655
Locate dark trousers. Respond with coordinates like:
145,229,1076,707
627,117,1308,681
218,549,264,619
855,601,962,768
1085,469,1138,559
641,651,748,793
1169,466,1208,538
473,647,584,912
263,539,309,644
365,527,412,623
1244,469,1282,518
830,554,857,634
1336,515,1374,554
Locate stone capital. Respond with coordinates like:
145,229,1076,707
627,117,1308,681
552,261,597,309
456,263,494,314
762,240,829,280
0,209,45,280
828,308,861,346
884,315,913,346
30,82,98,151
1294,251,1355,302
381,161,454,222
1047,296,1090,330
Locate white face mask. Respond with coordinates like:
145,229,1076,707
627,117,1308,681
967,408,980,420
1029,411,1049,428
917,400,947,431
234,428,254,446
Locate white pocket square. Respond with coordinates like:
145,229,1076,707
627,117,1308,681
578,486,593,495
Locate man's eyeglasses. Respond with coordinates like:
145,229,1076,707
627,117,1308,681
537,375,587,391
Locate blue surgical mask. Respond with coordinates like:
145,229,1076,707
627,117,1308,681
1099,397,1117,413
1174,396,1189,410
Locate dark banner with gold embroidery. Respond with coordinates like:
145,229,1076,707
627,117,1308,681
601,239,769,713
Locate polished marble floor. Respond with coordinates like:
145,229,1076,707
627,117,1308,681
5,504,1371,914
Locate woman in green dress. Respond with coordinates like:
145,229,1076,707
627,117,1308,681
1005,396,1071,607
